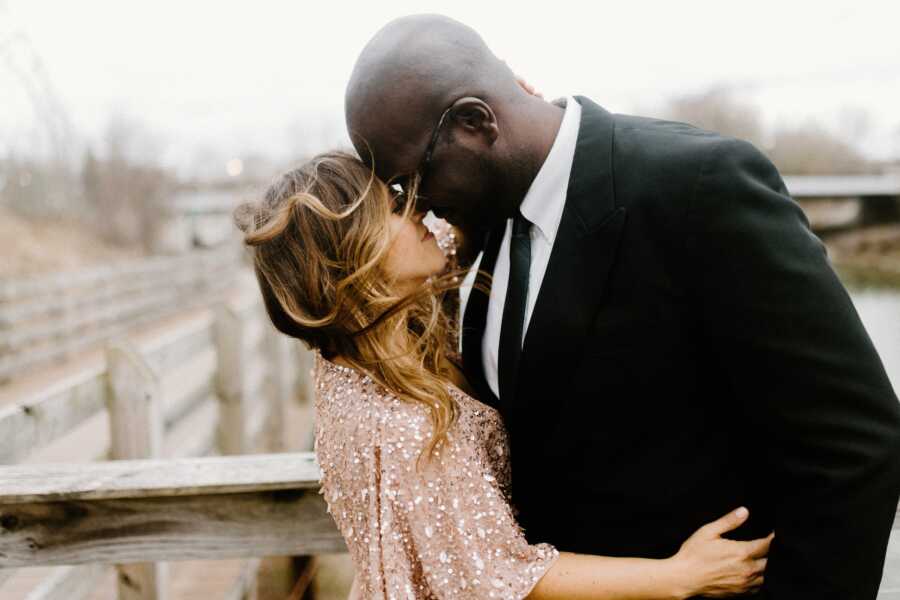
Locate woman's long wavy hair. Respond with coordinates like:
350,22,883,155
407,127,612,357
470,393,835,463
234,151,471,468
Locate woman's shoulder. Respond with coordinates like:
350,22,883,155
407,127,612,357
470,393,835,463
313,351,500,449
314,353,433,439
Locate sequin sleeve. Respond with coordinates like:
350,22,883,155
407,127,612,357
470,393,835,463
315,359,558,600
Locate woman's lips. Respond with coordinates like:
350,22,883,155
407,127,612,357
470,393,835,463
422,228,434,242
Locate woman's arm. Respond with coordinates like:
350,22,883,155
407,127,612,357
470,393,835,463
346,573,362,600
529,553,685,600
528,508,770,600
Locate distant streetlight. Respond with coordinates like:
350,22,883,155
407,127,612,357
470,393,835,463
226,158,243,177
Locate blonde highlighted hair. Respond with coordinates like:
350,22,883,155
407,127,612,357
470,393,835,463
234,151,467,467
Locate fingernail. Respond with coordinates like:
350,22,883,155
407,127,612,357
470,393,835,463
736,507,749,518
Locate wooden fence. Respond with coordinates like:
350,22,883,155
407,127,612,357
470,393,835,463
0,269,321,599
0,245,243,384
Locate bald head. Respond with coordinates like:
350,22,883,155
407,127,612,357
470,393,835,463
345,14,520,178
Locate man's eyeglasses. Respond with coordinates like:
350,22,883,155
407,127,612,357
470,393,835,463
391,102,456,213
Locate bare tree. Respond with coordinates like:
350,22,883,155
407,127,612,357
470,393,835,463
659,86,767,150
659,86,875,175
81,116,177,251
767,119,873,175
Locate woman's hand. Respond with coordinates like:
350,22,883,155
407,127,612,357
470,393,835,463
668,507,773,598
514,73,543,98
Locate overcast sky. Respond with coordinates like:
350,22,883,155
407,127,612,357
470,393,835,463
2,0,899,177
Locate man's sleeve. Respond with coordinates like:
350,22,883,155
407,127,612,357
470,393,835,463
686,137,900,599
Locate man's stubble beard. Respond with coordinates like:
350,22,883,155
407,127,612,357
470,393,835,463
472,150,532,229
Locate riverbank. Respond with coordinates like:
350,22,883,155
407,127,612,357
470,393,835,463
0,207,142,277
824,224,900,287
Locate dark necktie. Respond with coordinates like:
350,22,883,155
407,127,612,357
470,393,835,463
498,212,531,404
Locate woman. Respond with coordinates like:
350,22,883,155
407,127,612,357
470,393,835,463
234,151,772,599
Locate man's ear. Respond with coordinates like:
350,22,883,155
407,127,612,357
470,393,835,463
451,99,499,145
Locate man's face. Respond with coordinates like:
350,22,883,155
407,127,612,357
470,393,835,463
357,100,510,230
408,134,507,229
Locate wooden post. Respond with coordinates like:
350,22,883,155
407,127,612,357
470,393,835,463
263,330,293,454
213,301,260,600
106,340,169,600
214,302,249,456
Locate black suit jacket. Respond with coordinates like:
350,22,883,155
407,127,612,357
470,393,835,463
461,96,900,599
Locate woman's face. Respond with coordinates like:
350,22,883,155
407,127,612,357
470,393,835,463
383,198,448,292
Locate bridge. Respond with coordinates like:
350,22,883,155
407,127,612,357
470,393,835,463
783,174,900,229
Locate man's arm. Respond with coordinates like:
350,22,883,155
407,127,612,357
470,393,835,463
685,137,900,599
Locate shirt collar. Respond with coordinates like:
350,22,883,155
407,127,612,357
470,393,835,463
519,95,582,244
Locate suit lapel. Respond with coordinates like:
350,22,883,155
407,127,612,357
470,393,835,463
505,96,627,435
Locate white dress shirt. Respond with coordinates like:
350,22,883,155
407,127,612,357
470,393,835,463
458,96,582,398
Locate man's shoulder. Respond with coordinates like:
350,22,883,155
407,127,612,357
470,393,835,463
605,112,772,188
610,112,727,158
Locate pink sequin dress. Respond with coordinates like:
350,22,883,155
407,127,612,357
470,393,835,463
313,221,559,599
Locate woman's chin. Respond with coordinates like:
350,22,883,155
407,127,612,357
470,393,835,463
433,254,449,275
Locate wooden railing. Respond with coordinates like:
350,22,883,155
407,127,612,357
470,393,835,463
0,245,243,384
0,269,319,599
0,453,345,567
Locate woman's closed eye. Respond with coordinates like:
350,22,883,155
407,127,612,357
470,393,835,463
391,192,407,215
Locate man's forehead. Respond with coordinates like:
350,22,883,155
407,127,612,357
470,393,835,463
347,78,447,177
353,114,431,182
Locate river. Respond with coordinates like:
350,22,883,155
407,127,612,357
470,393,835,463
848,283,900,393
846,274,900,598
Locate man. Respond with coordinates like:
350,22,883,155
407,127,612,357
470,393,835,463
344,14,900,598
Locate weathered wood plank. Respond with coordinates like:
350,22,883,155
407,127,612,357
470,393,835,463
0,262,228,330
136,309,214,377
1,286,182,349
106,341,164,463
20,410,111,465
247,388,270,447
0,489,344,567
0,452,321,503
116,561,168,600
246,354,269,399
159,347,216,427
24,563,109,600
243,312,268,357
224,558,261,600
163,396,219,460
0,361,107,464
0,273,233,384
0,246,238,303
